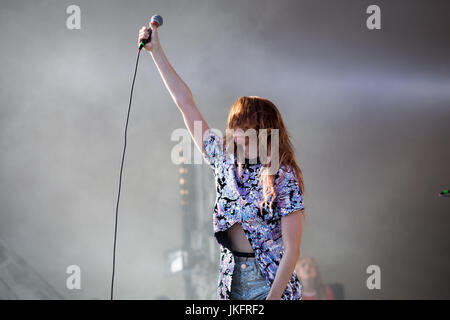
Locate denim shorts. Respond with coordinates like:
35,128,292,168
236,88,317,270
230,255,271,300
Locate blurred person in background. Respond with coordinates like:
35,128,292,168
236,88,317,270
295,256,334,300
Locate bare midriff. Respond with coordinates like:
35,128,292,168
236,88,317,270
227,223,254,253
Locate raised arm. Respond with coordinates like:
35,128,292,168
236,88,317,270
138,22,210,153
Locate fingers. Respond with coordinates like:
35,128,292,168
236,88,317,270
139,26,149,41
139,26,148,35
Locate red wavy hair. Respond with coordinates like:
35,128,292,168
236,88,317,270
223,96,305,214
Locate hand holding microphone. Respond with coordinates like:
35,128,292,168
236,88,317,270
138,15,163,51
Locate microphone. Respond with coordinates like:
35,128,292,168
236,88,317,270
139,15,163,50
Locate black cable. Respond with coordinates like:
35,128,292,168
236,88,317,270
111,48,142,300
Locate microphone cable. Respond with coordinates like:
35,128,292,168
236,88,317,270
111,48,142,300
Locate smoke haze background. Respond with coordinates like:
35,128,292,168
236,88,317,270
0,0,449,299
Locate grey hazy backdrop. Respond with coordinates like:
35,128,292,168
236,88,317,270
0,0,449,299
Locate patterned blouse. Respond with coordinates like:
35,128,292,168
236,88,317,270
202,129,305,300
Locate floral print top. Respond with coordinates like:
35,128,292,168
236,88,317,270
202,129,305,300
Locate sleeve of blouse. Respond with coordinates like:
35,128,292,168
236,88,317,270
202,129,224,170
274,165,305,217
